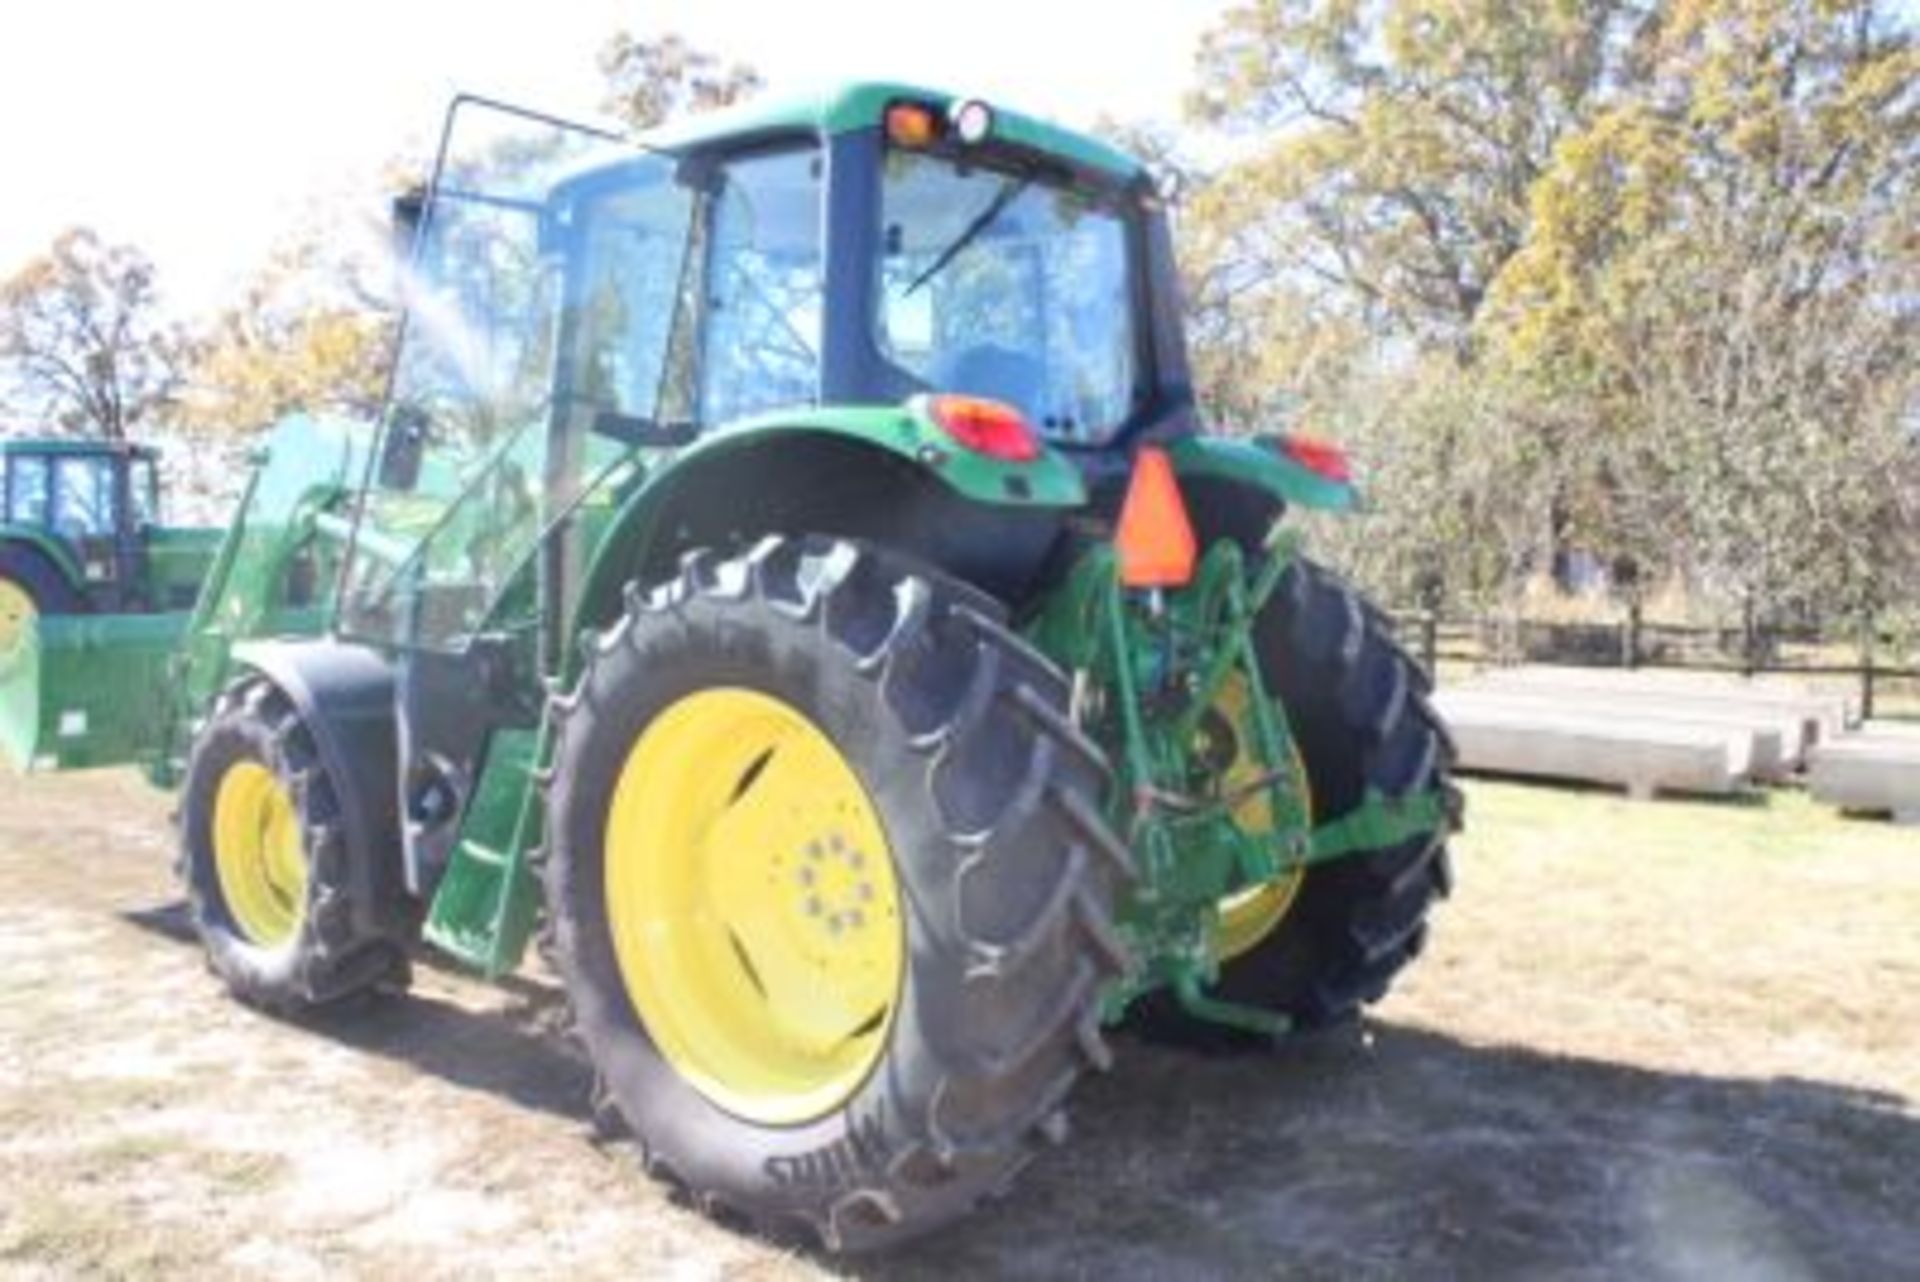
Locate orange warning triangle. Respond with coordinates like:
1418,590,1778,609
1115,446,1198,588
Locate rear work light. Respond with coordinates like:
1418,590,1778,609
886,103,940,149
1277,432,1353,484
1115,446,1198,589
922,395,1041,462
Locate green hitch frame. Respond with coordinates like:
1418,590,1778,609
1028,524,1448,1039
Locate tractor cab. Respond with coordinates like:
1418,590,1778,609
0,438,162,609
341,88,1182,662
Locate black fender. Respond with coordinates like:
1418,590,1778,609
230,639,412,939
568,430,1077,669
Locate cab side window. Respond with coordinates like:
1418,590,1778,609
5,456,51,525
701,147,825,424
131,459,160,527
51,457,115,540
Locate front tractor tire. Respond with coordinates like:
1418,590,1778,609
179,678,411,1011
544,536,1132,1251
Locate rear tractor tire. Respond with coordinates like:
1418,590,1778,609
178,677,412,1011
1144,556,1461,1043
543,536,1133,1250
0,544,84,662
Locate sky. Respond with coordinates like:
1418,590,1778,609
0,0,1227,318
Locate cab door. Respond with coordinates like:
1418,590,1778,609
47,454,124,608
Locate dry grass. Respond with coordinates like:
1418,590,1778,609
0,771,1914,1279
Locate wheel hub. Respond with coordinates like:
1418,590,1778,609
604,687,904,1125
211,760,307,947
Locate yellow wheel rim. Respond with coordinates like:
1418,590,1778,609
212,761,307,948
606,687,904,1125
1213,673,1314,963
0,577,35,661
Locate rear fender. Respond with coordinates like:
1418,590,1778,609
1166,435,1359,515
0,525,86,593
231,640,412,936
568,408,1086,672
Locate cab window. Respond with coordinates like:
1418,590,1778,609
131,458,160,527
700,147,824,424
5,455,50,525
51,456,116,540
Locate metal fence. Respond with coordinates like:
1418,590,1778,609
1390,610,1920,720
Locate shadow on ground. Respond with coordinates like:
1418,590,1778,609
122,899,1919,1280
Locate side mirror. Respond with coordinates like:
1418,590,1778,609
391,184,427,271
379,405,429,491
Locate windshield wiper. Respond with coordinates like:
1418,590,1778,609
904,174,1030,296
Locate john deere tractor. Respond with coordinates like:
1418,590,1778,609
0,438,222,770
0,87,1458,1248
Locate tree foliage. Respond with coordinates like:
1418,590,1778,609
0,228,184,440
184,220,399,434
598,31,763,132
185,237,395,437
1186,0,1919,625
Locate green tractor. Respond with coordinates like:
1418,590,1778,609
1,87,1458,1248
0,437,224,770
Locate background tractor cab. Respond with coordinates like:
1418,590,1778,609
0,438,167,611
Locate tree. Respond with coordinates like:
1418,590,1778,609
0,228,184,439
1177,1,1663,609
180,164,417,435
1179,0,1918,621
183,241,394,434
1484,0,1920,618
597,32,763,132
1189,0,1653,353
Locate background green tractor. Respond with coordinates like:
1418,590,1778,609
0,437,224,770
2,86,1459,1249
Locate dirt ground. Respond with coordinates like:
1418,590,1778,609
1,771,1915,1281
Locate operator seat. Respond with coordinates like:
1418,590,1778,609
937,343,1046,423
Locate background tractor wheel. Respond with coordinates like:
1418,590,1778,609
0,544,85,661
179,677,411,1010
543,536,1132,1251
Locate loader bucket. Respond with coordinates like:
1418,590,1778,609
0,610,186,773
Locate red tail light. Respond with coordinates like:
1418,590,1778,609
1278,432,1352,483
924,395,1041,462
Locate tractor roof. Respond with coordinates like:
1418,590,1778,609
0,437,157,460
641,80,1146,182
